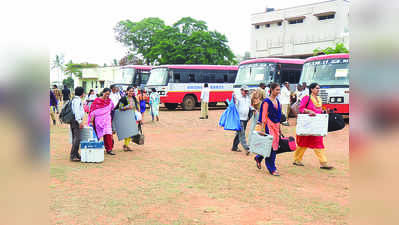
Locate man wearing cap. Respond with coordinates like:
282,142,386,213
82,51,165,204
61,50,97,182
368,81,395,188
232,85,254,155
280,81,291,126
252,83,267,111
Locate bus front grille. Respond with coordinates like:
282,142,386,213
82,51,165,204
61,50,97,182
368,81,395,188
319,89,328,104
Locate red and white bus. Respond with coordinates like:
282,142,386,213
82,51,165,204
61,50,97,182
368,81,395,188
300,53,349,115
234,58,304,96
114,65,152,89
146,65,238,110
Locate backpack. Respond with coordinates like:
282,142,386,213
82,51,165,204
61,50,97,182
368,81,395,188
59,100,75,124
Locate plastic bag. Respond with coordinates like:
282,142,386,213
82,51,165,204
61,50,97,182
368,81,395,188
223,99,241,131
219,98,241,131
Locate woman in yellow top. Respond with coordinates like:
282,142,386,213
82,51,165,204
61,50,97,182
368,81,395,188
118,87,139,152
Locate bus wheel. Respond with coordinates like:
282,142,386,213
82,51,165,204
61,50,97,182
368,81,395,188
182,95,196,111
165,103,178,110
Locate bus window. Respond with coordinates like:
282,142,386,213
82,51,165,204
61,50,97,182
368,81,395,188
203,75,209,83
189,74,195,82
174,73,181,83
224,74,228,83
210,74,216,83
228,72,236,83
215,73,224,83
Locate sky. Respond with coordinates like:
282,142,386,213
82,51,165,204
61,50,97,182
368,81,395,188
50,0,324,67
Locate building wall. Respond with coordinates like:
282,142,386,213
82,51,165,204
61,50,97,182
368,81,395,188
79,67,120,94
251,0,350,58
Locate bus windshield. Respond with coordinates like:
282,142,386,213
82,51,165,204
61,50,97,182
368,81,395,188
141,71,150,84
118,68,135,84
235,63,274,85
147,68,168,86
300,58,349,86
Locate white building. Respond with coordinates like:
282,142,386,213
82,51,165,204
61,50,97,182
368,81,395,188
251,0,350,59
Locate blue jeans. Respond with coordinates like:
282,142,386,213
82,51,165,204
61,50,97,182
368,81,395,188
255,150,277,174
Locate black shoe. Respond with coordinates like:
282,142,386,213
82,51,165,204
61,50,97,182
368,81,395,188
254,157,261,169
206,116,208,119
232,148,242,152
77,154,81,160
320,166,334,170
246,149,250,156
106,151,116,155
200,117,205,119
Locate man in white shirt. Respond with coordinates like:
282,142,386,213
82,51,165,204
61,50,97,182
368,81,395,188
232,85,254,155
300,82,309,101
200,83,210,119
70,87,86,162
280,81,291,126
109,84,121,110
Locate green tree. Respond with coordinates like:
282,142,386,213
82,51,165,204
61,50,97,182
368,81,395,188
62,77,74,88
114,17,236,65
65,62,99,78
313,43,349,56
113,59,119,66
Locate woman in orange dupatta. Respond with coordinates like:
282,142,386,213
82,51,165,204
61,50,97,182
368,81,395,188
254,83,282,176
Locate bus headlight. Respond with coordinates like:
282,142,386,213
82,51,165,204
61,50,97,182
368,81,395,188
330,97,344,103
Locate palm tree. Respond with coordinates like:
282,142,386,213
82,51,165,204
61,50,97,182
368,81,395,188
113,59,119,66
51,54,65,83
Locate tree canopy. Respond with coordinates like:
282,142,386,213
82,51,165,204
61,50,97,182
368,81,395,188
313,43,349,56
114,17,236,65
64,61,99,78
62,77,74,88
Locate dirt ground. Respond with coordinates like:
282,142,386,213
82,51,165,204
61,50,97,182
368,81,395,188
50,106,349,225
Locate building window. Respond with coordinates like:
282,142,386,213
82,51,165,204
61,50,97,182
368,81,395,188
100,81,104,88
255,25,260,29
288,19,304,24
318,14,335,21
265,24,270,28
278,22,282,26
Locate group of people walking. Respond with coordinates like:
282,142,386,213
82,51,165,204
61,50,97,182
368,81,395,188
50,84,160,161
49,85,73,125
230,82,334,176
52,82,334,172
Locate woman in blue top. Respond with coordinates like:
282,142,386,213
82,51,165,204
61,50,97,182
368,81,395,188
138,89,147,120
254,83,282,176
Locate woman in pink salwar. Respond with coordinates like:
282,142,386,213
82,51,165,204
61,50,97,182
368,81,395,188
293,83,333,169
88,88,116,155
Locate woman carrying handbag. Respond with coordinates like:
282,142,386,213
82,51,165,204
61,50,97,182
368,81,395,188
293,83,334,170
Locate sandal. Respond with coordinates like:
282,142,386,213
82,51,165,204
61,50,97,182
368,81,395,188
123,145,132,152
254,157,261,170
320,166,334,170
271,171,280,176
293,162,304,166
